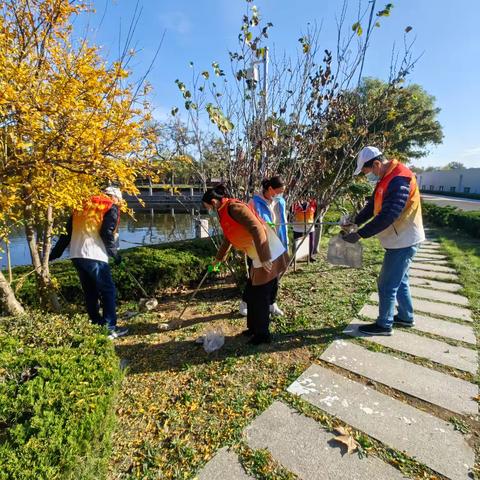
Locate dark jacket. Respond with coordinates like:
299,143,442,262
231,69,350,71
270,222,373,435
355,176,411,239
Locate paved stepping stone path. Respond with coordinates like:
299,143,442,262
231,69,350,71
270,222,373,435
368,292,473,322
197,240,477,480
359,304,476,345
409,276,462,292
321,340,477,415
288,365,474,480
408,285,469,306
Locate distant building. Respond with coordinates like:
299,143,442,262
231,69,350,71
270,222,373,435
417,168,480,195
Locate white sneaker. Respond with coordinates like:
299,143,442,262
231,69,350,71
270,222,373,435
239,301,248,316
108,327,128,340
269,303,284,316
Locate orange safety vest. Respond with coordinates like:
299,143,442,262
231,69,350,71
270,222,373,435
373,160,421,229
73,195,120,234
217,198,263,259
292,200,316,224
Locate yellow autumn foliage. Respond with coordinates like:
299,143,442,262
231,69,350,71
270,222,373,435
0,0,165,232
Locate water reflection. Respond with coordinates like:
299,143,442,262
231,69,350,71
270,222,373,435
1,210,206,267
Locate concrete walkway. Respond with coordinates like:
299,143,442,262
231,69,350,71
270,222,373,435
197,239,477,479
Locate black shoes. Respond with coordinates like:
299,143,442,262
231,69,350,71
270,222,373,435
248,334,272,345
241,329,254,337
393,314,415,328
358,323,393,336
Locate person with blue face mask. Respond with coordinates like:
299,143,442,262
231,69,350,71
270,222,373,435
342,146,425,336
238,175,289,318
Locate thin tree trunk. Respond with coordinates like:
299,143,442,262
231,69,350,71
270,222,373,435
0,269,25,315
6,241,12,283
24,206,61,312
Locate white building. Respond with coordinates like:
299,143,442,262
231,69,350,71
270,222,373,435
417,168,480,195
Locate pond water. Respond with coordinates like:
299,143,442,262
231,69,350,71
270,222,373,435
2,210,209,268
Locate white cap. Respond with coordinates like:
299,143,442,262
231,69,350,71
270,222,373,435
354,146,383,175
104,186,123,201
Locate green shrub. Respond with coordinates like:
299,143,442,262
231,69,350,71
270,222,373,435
12,237,217,307
422,203,480,238
0,313,122,480
420,189,480,200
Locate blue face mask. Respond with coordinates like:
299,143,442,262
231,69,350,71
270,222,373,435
273,193,284,200
366,172,379,183
207,208,216,217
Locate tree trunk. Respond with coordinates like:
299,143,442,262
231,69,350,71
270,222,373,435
0,270,25,315
24,206,62,312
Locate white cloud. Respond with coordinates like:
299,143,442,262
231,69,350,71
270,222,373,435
159,11,191,35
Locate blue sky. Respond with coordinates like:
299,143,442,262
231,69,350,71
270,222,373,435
78,0,480,168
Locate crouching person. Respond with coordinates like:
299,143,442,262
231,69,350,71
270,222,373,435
50,187,128,339
202,185,289,345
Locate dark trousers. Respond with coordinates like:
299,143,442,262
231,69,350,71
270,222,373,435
72,258,117,330
245,277,278,337
241,257,278,305
293,230,316,256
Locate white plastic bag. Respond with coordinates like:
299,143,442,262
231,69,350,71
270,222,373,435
203,329,225,353
327,234,363,268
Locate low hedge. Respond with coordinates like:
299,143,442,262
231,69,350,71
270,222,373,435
12,237,217,307
422,202,480,238
0,313,122,480
421,189,480,200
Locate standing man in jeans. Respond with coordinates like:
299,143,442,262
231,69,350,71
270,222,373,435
342,146,425,335
50,187,128,339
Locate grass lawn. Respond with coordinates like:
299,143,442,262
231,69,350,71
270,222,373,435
107,236,385,479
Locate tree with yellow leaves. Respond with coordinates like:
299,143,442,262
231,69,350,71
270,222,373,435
0,0,164,313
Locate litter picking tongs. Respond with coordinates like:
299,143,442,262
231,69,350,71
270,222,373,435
121,263,150,298
176,263,220,323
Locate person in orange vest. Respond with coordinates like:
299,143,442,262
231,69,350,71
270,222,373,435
50,187,128,339
343,146,425,336
291,198,317,261
202,184,289,345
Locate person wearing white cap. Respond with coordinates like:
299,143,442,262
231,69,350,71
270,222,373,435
342,146,425,336
50,186,128,339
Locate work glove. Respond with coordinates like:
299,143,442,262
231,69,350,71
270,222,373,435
208,260,222,273
114,254,123,266
342,232,361,244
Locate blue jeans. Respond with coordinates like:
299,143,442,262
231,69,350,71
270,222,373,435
377,244,419,330
72,258,117,330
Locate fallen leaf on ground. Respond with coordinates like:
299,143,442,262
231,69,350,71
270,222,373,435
333,426,359,454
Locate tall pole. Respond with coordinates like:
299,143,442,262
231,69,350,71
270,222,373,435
259,47,269,176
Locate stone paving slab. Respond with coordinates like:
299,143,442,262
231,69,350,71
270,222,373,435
288,365,474,480
417,247,444,255
410,268,459,281
415,256,448,262
411,262,456,273
413,258,449,265
359,304,476,345
245,401,406,480
409,286,469,306
197,448,254,480
368,292,472,322
344,320,477,374
415,252,447,258
321,340,477,415
409,276,462,292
